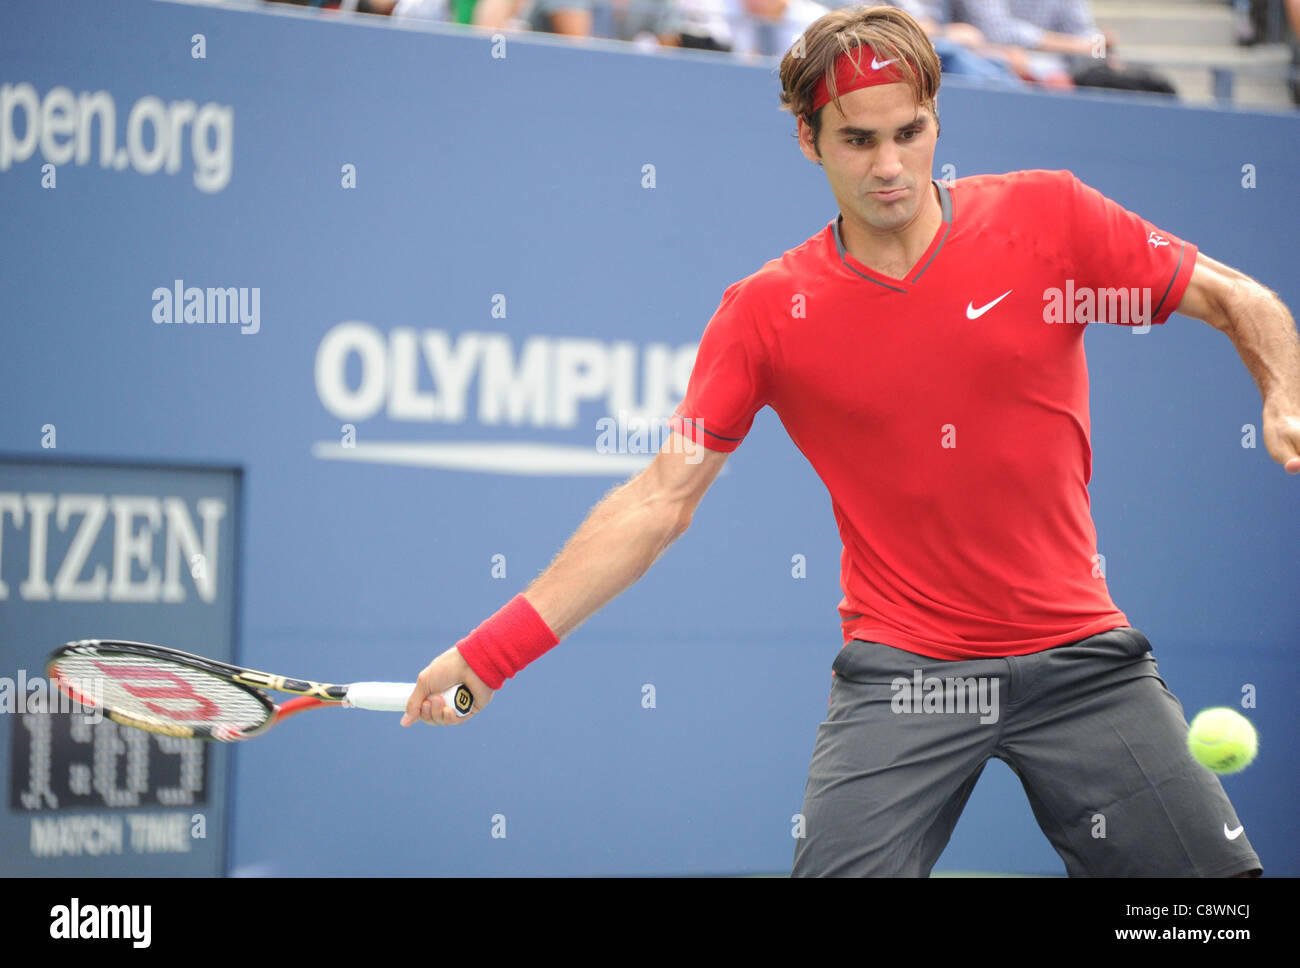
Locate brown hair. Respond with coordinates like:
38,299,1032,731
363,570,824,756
778,5,942,152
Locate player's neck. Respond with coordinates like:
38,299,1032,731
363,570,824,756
838,181,943,279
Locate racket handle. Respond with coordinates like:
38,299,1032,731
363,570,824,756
345,681,474,717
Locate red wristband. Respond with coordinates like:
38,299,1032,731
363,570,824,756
454,594,559,690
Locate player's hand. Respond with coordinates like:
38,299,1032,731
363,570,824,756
1261,400,1300,474
400,646,493,726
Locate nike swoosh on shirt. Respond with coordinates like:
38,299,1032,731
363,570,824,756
966,290,1013,319
1224,823,1245,840
871,57,898,70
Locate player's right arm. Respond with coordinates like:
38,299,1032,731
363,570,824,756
405,277,767,727
401,438,729,726
522,440,729,640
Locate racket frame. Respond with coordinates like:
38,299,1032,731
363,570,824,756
47,639,401,742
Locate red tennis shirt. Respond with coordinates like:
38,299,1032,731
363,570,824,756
669,169,1198,660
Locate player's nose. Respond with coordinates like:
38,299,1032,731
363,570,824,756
871,143,904,182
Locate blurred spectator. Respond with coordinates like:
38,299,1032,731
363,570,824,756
392,0,485,21
662,0,735,51
951,0,1175,95
950,0,1104,85
392,0,449,19
392,0,677,45
470,0,528,29
608,0,679,47
727,0,832,57
527,0,596,36
270,0,1275,108
1289,0,1300,104
882,1,1023,85
265,0,400,11
1231,0,1274,46
662,0,829,56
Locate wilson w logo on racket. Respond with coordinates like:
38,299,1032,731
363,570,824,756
90,661,224,720
46,640,474,742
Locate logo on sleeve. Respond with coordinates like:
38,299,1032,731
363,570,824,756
1147,232,1170,248
1224,823,1245,840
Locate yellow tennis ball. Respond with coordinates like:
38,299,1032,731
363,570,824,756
1187,707,1258,774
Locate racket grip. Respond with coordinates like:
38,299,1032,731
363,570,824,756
345,681,474,717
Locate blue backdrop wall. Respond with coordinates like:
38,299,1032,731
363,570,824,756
2,0,1296,875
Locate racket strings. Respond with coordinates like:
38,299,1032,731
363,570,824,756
51,652,270,731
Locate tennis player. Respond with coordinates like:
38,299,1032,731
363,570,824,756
403,4,1298,876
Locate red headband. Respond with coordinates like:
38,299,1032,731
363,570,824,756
811,47,913,116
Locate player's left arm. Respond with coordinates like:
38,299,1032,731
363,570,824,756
1176,252,1300,474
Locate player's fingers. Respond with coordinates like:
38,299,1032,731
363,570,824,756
425,690,475,726
400,687,427,727
1263,412,1300,471
1271,442,1300,473
420,696,439,726
1282,426,1300,473
402,665,440,726
441,696,460,725
401,685,429,726
406,648,491,727
1276,422,1300,471
438,693,467,726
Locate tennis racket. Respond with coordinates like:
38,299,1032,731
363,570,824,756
45,639,474,742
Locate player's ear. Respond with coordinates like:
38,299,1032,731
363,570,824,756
797,114,824,167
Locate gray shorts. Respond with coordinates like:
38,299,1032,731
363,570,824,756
791,626,1263,877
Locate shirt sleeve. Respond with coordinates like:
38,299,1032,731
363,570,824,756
668,280,771,453
1063,171,1198,326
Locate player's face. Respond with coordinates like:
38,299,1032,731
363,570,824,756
801,83,938,236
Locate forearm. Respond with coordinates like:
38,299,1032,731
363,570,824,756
1223,285,1300,409
521,476,689,640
